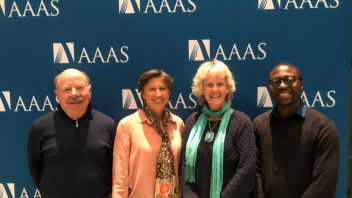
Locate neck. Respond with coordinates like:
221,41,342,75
155,113,163,121
208,103,225,113
207,104,226,120
148,108,164,121
61,106,87,121
208,115,223,120
277,100,300,118
66,111,85,121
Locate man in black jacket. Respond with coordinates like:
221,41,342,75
27,69,116,198
254,63,339,198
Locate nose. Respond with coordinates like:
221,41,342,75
212,85,219,92
156,89,162,96
70,88,80,97
277,80,288,89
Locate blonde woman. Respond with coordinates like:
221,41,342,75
179,60,255,198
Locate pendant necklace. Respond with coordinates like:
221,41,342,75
205,119,220,142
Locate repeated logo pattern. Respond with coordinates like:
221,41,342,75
257,87,273,107
122,89,143,109
0,183,14,198
0,0,4,15
119,0,140,13
188,40,210,61
0,91,11,112
53,43,74,64
259,0,281,9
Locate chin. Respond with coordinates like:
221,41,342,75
277,102,293,107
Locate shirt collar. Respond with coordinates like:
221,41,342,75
269,101,307,119
135,108,177,124
57,103,93,121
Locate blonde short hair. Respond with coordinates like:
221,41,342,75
192,60,236,105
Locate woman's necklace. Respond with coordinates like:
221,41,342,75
205,120,220,142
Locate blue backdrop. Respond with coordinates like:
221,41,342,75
0,0,351,197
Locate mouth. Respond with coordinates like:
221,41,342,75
67,97,86,104
277,92,291,98
210,95,220,98
153,99,164,103
69,101,83,104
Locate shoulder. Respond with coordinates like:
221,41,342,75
231,110,252,123
31,111,56,129
305,107,336,130
228,110,253,132
185,111,202,126
33,110,56,123
90,109,117,134
305,107,332,122
117,110,140,130
91,109,115,125
29,111,57,137
253,109,272,125
169,112,185,126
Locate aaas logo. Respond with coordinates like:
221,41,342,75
53,43,129,64
188,40,210,61
122,89,143,109
188,39,267,61
257,87,273,107
0,183,41,198
256,87,336,108
0,183,14,198
53,43,74,64
122,89,197,109
258,0,338,9
301,90,336,107
0,91,11,111
0,0,59,18
0,91,58,112
118,0,196,14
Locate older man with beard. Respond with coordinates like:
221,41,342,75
27,69,116,198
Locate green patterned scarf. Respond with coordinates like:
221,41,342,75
185,102,231,198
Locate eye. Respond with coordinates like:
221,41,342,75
75,87,83,92
271,78,279,83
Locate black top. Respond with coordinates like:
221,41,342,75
254,105,339,198
27,104,117,198
180,110,256,198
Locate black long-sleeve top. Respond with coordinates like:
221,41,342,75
253,105,339,198
27,104,116,198
180,110,256,198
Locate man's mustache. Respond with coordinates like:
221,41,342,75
67,97,86,103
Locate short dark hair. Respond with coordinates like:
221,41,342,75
269,62,302,81
138,69,173,103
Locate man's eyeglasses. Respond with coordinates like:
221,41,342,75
269,75,302,87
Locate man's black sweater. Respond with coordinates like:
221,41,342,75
254,105,339,198
27,104,116,198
